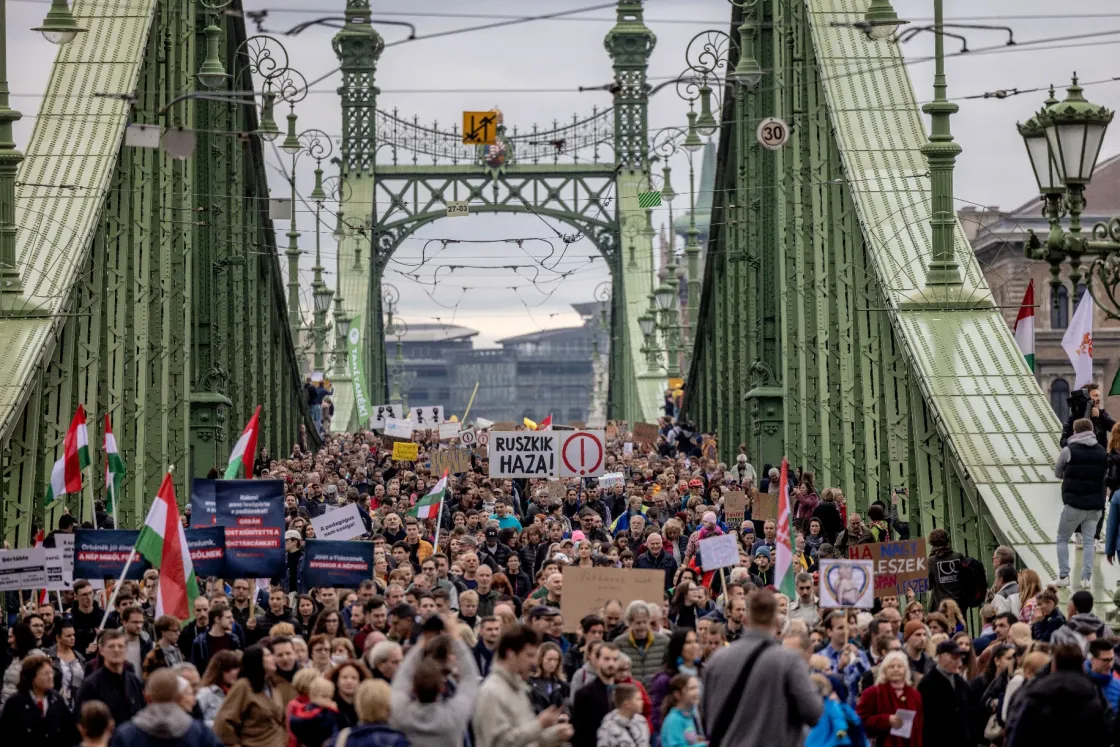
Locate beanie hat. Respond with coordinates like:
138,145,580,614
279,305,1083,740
701,511,717,525
903,620,925,641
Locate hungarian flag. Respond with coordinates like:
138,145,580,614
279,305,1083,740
410,470,448,520
225,405,261,479
774,458,796,599
538,415,553,431
135,470,198,621
103,414,126,521
1014,280,1035,373
43,404,90,506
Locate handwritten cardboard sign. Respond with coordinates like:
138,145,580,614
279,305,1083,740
392,441,419,462
847,538,929,598
699,534,739,571
560,566,664,632
430,447,472,476
547,481,568,501
753,489,776,522
632,422,659,445
724,491,747,522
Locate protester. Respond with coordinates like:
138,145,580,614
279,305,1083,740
213,645,289,747
856,650,923,747
389,623,480,747
197,650,241,728
916,640,970,747
596,682,651,747
0,652,79,747
1054,417,1108,588
108,668,220,747
324,679,408,747
571,641,619,747
1005,643,1110,747
75,629,145,725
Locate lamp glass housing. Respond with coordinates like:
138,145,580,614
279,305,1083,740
654,281,675,311
638,313,655,338
1019,122,1062,194
696,85,719,137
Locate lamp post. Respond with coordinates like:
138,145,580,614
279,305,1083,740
1016,77,1117,314
654,266,682,379
280,122,328,343
309,161,336,373
0,0,83,297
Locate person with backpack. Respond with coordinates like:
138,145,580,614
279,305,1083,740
927,528,987,612
700,590,821,747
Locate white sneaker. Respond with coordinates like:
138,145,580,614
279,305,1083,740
1054,576,1070,588
1080,578,1093,589
1096,539,1106,554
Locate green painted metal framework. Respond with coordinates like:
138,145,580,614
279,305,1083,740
327,0,665,430
0,0,318,544
683,0,1115,589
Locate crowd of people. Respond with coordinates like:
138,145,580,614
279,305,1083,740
3,414,1120,747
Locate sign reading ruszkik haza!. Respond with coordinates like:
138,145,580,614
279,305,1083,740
488,432,559,478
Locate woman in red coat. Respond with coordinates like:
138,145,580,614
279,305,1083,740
857,650,923,747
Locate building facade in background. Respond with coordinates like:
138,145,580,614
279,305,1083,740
963,153,1120,422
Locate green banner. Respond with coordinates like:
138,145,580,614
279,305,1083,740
347,314,372,428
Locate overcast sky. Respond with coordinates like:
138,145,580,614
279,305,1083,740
10,0,1120,345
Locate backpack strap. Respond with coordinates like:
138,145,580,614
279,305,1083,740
708,639,773,747
335,727,351,747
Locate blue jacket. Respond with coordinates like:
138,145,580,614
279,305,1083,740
660,706,705,747
325,723,409,747
805,698,867,747
1087,667,1120,713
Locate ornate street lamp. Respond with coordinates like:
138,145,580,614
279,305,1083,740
32,0,84,45
695,84,719,137
257,92,281,141
861,0,907,40
196,24,229,89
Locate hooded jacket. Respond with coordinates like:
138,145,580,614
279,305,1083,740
109,702,224,747
389,637,480,747
1006,670,1110,747
1056,430,1108,511
1052,613,1112,653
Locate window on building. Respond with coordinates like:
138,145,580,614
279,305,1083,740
1051,378,1070,423
1074,282,1087,307
1051,285,1069,329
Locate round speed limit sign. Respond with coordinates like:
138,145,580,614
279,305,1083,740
756,116,790,150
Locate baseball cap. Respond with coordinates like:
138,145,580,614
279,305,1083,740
935,640,963,657
284,529,302,542
529,605,562,620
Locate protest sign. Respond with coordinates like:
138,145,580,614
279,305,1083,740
820,559,875,608
558,431,606,478
438,422,461,440
43,547,68,591
458,427,476,446
311,503,365,541
848,538,929,598
488,432,559,478
431,447,472,476
189,478,217,526
547,480,568,501
371,404,404,429
185,526,227,578
724,491,747,522
74,529,147,580
753,489,776,522
491,422,517,431
474,417,494,429
632,422,659,445
598,472,625,489
301,540,375,592
411,406,444,426
699,534,740,571
569,421,587,429
605,424,618,439
215,479,285,578
384,418,413,439
0,547,47,591
623,442,634,455
560,567,663,633
392,441,419,462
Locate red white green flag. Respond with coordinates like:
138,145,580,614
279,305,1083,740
103,414,126,524
410,470,448,520
1014,280,1035,373
224,405,261,479
774,458,796,598
135,470,198,621
44,404,90,506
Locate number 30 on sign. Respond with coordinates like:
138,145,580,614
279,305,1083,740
446,201,470,217
756,116,789,150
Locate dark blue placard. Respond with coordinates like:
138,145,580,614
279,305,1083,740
300,540,374,592
215,479,285,578
189,478,217,527
73,529,148,580
184,526,227,578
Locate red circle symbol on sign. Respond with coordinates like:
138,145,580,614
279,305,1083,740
561,431,603,476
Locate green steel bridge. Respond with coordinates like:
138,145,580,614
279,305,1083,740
0,0,1104,595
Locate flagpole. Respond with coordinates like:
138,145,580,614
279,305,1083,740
461,381,479,423
432,470,449,552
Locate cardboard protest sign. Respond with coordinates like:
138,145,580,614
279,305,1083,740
598,472,625,489
820,559,875,608
392,442,419,461
301,540,375,592
44,533,75,591
215,479,285,578
623,442,634,455
848,539,929,598
753,489,777,522
488,432,559,478
371,404,404,429
491,422,517,431
724,491,748,522
189,478,217,526
384,418,413,439
0,547,48,591
310,502,365,541
431,447,472,476
632,422,659,445
185,526,227,578
547,480,568,501
699,534,740,571
74,529,147,580
560,567,664,632
569,421,587,429
438,422,461,440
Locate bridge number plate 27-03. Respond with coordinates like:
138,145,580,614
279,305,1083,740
756,116,790,150
446,201,470,217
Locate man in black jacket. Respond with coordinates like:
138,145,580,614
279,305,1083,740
71,580,104,657
1055,417,1108,588
917,640,971,747
635,533,678,592
1006,644,1110,747
1060,383,1115,448
571,641,619,747
75,628,145,725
